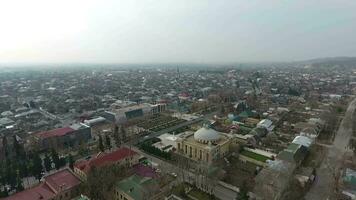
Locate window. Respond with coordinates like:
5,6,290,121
199,150,202,159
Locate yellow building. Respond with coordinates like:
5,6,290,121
176,126,234,164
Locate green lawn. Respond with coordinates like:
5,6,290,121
240,150,270,162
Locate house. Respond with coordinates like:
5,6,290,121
114,174,160,200
74,147,140,180
0,117,15,128
35,123,91,150
277,143,308,166
5,168,81,200
257,119,274,132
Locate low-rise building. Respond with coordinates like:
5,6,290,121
5,168,81,200
35,123,91,150
74,147,140,180
114,174,160,200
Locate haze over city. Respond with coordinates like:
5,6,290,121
1,0,356,64
3,1,356,200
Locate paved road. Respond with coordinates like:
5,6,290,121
305,98,356,200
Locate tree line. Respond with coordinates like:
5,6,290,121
0,135,74,197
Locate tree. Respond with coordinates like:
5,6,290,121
51,149,60,170
113,125,120,147
105,135,111,150
15,173,24,191
2,137,8,158
18,162,28,178
44,153,52,172
32,153,43,180
68,154,75,170
59,157,67,168
98,135,104,152
13,135,21,158
120,126,126,142
237,180,249,200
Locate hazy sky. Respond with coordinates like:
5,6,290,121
0,0,356,64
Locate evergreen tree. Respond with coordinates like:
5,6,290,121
15,173,24,192
113,125,120,146
120,126,126,141
105,135,111,149
59,157,67,168
2,137,8,158
7,162,17,190
18,162,28,178
68,154,75,170
44,153,52,172
32,153,43,180
98,135,104,152
0,188,9,198
51,149,60,170
13,135,21,158
237,180,249,200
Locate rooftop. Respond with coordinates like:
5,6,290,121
5,169,80,200
4,183,55,200
36,127,74,139
116,174,159,200
75,147,138,174
43,168,81,193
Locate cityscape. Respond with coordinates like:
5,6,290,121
1,1,356,200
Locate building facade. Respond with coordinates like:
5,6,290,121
35,123,91,150
176,126,233,164
74,147,140,181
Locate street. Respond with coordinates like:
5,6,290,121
305,98,356,200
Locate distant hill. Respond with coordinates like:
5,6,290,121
298,56,356,66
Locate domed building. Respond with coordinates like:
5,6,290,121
194,126,221,144
176,126,234,164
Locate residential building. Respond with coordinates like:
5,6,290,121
5,168,81,200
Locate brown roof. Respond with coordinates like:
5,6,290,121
36,127,74,139
5,169,81,200
75,147,138,174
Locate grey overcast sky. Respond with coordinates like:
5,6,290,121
0,0,356,64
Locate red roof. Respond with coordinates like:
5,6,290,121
36,127,74,139
5,169,81,200
4,183,55,200
43,169,81,193
75,147,138,174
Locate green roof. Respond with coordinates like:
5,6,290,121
286,143,301,153
116,175,159,200
277,143,308,163
238,110,254,118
